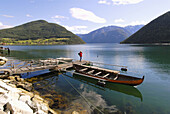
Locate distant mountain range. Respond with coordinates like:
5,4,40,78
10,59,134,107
121,11,170,44
77,25,144,43
0,20,85,45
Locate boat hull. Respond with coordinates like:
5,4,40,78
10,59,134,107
73,64,144,86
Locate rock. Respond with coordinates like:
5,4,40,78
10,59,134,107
80,110,88,114
0,94,9,111
18,88,34,98
0,110,6,114
8,91,20,100
3,80,11,83
16,82,33,92
0,79,57,114
48,108,58,114
26,100,38,113
72,111,79,114
4,101,33,114
0,81,19,92
8,76,16,81
45,98,54,107
0,88,8,94
32,94,44,103
7,83,17,88
19,95,31,103
14,76,21,81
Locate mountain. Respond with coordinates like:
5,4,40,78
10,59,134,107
0,20,85,45
121,11,170,44
124,25,144,34
77,25,143,43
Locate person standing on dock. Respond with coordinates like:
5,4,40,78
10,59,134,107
78,51,83,62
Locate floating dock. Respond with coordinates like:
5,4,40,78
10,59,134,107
0,58,90,77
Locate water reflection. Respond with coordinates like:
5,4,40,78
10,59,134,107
132,45,170,80
72,73,143,101
25,71,119,113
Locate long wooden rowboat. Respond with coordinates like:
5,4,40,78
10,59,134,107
73,64,144,86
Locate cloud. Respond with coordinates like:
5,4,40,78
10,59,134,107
51,15,68,19
98,0,143,5
98,0,111,5
2,15,14,18
70,85,119,113
0,22,13,29
64,25,88,34
112,0,143,5
115,20,147,27
128,20,147,26
26,14,33,17
70,8,106,23
114,18,125,23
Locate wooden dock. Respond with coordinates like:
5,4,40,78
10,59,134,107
0,58,90,77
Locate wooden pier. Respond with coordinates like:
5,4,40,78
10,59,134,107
0,58,90,77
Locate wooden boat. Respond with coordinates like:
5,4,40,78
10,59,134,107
0,56,8,66
73,64,144,86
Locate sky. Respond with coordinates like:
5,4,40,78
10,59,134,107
0,0,170,34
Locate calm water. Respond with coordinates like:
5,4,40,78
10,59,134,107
1,43,170,114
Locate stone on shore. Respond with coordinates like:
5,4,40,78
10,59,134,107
0,77,57,114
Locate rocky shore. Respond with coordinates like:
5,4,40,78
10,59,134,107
0,75,57,114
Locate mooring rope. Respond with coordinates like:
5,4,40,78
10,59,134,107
59,71,104,114
91,61,143,75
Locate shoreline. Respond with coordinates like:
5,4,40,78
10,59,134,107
0,75,57,114
0,75,88,114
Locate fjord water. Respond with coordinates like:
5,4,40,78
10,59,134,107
3,43,170,113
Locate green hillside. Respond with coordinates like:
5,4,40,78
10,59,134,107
0,20,85,45
121,11,170,44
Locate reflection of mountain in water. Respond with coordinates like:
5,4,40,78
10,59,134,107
133,45,170,75
73,73,143,101
8,49,74,60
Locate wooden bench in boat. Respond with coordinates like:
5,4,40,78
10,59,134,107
80,68,88,72
94,72,102,76
102,73,110,78
87,70,95,74
114,74,118,80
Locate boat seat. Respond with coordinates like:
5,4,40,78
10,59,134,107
94,72,102,76
87,70,95,74
80,68,88,72
102,73,110,78
114,74,118,80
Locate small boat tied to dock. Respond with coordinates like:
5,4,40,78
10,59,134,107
73,64,144,86
0,56,144,86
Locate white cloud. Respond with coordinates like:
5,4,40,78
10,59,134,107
128,20,147,26
114,18,125,23
71,86,119,113
2,15,14,18
112,0,143,5
98,0,143,5
0,22,13,29
26,14,33,17
115,20,147,27
64,25,88,34
98,0,111,5
70,8,106,23
51,15,67,19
